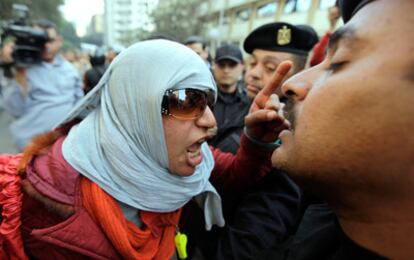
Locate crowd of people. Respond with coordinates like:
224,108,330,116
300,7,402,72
0,20,122,152
0,0,413,259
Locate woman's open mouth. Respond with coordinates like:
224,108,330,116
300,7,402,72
186,138,205,167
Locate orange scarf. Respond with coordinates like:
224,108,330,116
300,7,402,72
80,177,182,259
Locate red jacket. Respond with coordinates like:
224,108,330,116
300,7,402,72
309,31,332,67
15,134,271,259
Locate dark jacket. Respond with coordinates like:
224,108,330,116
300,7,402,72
181,171,303,260
257,203,387,260
83,64,107,94
187,197,386,260
209,83,250,154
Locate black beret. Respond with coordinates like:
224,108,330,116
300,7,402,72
339,0,375,23
243,22,319,56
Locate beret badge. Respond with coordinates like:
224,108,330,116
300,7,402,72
277,25,291,45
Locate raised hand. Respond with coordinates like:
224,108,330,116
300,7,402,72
244,61,292,143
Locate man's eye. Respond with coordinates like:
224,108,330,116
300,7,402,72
265,66,276,72
327,61,347,73
264,62,277,72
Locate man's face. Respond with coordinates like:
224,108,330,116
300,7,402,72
245,49,296,99
63,50,76,63
106,50,117,63
186,42,208,63
41,27,62,62
213,59,244,93
273,0,414,196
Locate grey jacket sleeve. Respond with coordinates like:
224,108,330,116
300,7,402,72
2,79,26,118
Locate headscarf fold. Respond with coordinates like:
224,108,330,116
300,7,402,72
61,40,224,230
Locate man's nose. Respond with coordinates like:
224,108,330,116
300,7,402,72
222,65,231,72
247,64,262,79
281,67,316,102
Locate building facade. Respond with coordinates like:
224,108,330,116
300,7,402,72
104,0,158,47
198,0,339,52
87,14,105,36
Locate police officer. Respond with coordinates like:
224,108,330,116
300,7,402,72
208,44,250,154
244,22,318,99
210,22,318,154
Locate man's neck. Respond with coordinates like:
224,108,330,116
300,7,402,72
218,84,237,94
43,54,59,64
335,197,414,259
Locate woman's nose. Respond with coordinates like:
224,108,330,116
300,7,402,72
196,106,217,129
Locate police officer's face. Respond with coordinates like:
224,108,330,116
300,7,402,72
245,50,294,99
213,59,244,93
273,0,414,199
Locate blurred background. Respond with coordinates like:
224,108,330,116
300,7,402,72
0,0,338,153
1,0,339,54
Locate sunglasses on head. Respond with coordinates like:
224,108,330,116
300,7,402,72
161,88,215,120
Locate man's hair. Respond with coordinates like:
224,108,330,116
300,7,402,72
184,35,207,49
33,19,59,34
146,34,177,42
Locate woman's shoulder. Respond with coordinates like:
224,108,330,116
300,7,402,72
25,135,81,206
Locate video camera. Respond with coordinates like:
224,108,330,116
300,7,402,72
1,4,49,67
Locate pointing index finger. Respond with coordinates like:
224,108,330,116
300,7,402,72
259,61,293,98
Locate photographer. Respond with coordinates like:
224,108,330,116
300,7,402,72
2,19,83,151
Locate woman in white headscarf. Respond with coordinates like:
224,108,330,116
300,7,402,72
1,40,291,259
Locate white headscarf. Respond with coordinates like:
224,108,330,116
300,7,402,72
61,40,224,230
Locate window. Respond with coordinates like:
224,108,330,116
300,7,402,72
283,0,311,13
284,0,296,13
236,8,251,22
319,0,337,9
219,12,229,25
117,0,131,5
118,10,131,16
257,2,278,18
297,0,311,11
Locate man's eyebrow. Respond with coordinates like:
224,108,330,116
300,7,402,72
328,26,357,50
263,55,282,64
